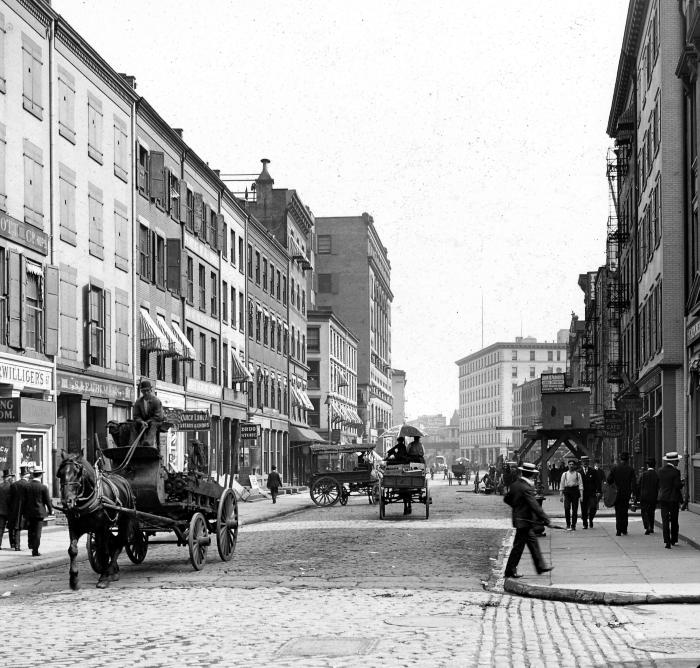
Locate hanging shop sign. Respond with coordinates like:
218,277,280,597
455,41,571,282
603,409,624,437
0,211,49,255
240,422,260,440
163,408,211,431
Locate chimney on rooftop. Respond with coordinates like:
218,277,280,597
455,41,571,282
118,73,137,90
173,128,183,139
256,158,274,213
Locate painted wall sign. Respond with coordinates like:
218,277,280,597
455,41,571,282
0,211,49,255
688,318,700,345
0,398,19,422
57,373,134,402
240,422,260,440
0,361,51,390
540,372,566,393
177,410,211,432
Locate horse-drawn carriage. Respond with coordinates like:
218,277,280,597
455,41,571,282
450,459,469,486
57,420,238,589
308,443,382,507
379,463,430,519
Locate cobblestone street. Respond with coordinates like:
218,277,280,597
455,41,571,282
2,483,695,667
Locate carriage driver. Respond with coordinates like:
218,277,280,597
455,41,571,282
133,379,164,448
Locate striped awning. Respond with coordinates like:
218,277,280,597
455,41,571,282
157,315,185,357
291,386,304,408
231,351,252,383
140,308,169,353
170,321,196,361
298,389,314,411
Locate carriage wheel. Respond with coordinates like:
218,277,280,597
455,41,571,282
188,512,210,571
310,477,341,506
379,489,386,519
86,533,108,574
370,483,380,505
339,486,349,506
216,488,238,562
424,480,430,520
125,529,149,564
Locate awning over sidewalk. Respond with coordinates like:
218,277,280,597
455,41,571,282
289,424,326,444
140,307,169,353
170,321,197,361
231,351,252,382
157,314,185,357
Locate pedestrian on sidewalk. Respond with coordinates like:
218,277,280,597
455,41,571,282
657,452,683,549
9,467,30,550
266,465,282,504
607,451,637,536
0,470,14,548
23,466,53,556
503,462,553,579
580,456,601,529
638,459,659,535
559,458,583,531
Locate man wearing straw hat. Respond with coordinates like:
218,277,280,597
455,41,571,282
503,462,553,579
657,451,683,549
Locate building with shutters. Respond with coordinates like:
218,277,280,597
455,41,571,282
314,213,393,445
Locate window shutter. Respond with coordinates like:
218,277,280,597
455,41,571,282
166,238,182,294
179,180,188,224
104,289,111,368
202,203,210,242
216,214,225,252
193,193,203,234
149,151,165,206
44,265,59,356
8,250,22,348
164,167,171,214
83,284,92,365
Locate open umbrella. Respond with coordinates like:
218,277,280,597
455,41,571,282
399,424,426,438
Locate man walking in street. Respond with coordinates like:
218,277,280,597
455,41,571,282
0,470,13,548
503,462,553,579
9,467,30,550
607,451,637,536
657,451,683,549
23,467,53,556
580,456,601,529
266,465,282,504
638,459,659,535
559,458,583,531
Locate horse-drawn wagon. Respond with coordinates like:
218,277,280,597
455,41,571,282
379,463,430,519
451,459,469,486
308,443,381,507
57,420,238,589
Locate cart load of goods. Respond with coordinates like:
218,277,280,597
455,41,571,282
383,462,425,487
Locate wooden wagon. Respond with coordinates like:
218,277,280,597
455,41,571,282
379,464,430,519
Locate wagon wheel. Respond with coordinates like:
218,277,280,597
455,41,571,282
424,479,430,520
125,529,149,564
379,489,386,519
216,488,239,562
188,512,210,571
86,533,108,574
369,482,380,505
339,486,350,506
310,476,341,506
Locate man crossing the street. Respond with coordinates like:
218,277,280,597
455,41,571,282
657,452,683,549
559,458,583,531
580,456,601,529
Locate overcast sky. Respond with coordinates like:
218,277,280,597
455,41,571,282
53,0,629,420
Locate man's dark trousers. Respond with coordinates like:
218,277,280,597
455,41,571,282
505,527,547,575
582,495,597,528
640,500,656,533
659,500,679,545
614,494,631,534
27,518,43,553
563,488,580,529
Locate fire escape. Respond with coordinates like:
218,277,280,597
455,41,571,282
605,146,630,385
581,297,597,387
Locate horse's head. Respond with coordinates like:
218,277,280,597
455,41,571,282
56,452,92,511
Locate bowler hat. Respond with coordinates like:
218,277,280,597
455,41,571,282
663,451,680,462
518,462,538,476
139,379,153,391
32,466,44,474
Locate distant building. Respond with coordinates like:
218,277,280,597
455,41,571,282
512,378,542,450
456,336,568,466
391,369,407,427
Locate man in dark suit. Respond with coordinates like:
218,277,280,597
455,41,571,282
580,456,602,529
23,466,53,557
657,451,683,549
132,379,164,448
9,467,31,550
0,470,14,548
638,458,659,535
607,451,637,536
503,462,553,579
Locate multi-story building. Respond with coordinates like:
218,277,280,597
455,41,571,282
456,336,568,466
314,213,393,445
512,378,542,450
608,0,684,471
391,369,407,428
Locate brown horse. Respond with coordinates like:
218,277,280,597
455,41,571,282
56,452,135,590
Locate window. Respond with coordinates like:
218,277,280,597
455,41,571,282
153,234,165,288
86,284,109,366
87,93,103,164
186,256,194,304
308,327,320,353
276,270,281,299
58,163,76,245
263,314,269,345
222,281,228,322
247,244,253,278
209,210,218,249
269,263,275,296
556,350,561,361
282,277,287,305
230,230,235,265
24,267,43,352
23,140,43,227
263,259,268,291
547,350,553,361
302,290,306,315
318,274,332,293
222,342,228,387
302,334,306,362
511,350,517,360
149,152,165,209
255,307,261,343
230,286,236,328
221,221,228,259
210,272,218,317
529,366,535,378
239,293,244,333
290,278,295,308
186,188,194,230
199,333,207,380
511,366,517,378
168,172,180,221
88,184,104,260
270,318,275,349
198,264,206,311
114,288,129,373
308,360,320,389
277,323,282,353
239,237,244,271
22,34,42,120
255,251,260,284
137,144,149,196
247,299,254,338
210,337,218,383
113,117,128,181
114,201,129,272
58,67,75,143
318,235,332,253
138,224,151,280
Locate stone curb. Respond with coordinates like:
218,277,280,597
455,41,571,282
0,502,313,581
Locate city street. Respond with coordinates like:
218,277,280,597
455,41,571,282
3,481,697,667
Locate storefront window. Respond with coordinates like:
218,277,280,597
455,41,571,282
0,435,13,472
20,433,43,468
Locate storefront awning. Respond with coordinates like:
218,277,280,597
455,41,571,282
170,321,196,361
289,424,326,444
157,314,185,357
231,351,252,383
140,307,169,353
299,389,314,411
291,386,303,408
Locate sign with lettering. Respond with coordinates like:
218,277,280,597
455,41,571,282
249,474,260,490
603,409,624,437
540,372,566,394
240,422,260,440
0,398,19,422
688,318,700,345
57,373,134,401
0,211,49,255
0,361,51,390
178,410,211,431
0,436,13,470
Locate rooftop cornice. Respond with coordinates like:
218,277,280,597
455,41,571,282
286,191,314,235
